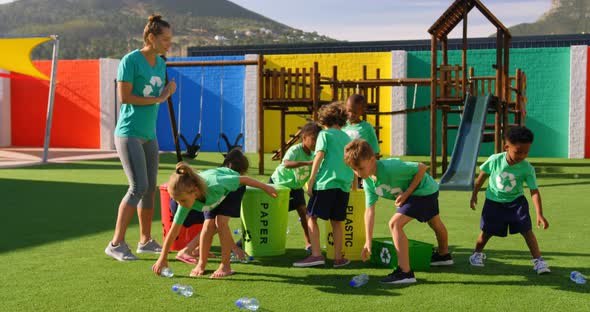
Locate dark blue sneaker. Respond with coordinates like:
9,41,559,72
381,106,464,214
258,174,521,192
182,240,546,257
430,251,454,266
380,267,416,284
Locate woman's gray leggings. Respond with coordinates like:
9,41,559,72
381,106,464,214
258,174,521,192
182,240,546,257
115,136,159,209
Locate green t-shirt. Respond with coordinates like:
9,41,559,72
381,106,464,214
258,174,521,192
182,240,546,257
115,49,166,140
173,167,241,224
480,152,538,203
342,120,380,154
313,128,354,192
271,143,313,189
363,158,439,207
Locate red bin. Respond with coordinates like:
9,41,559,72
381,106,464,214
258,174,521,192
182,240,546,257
159,184,203,251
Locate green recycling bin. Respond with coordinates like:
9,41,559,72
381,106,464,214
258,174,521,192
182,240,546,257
240,184,289,256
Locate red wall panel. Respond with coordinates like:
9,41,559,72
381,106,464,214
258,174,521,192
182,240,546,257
11,60,100,148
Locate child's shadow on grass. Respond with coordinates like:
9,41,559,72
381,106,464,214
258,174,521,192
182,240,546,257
428,248,590,294
227,271,403,296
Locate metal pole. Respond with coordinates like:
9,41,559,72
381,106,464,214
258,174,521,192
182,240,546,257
42,35,59,163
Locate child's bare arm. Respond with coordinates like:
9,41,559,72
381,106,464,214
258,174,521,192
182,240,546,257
362,205,376,262
239,176,277,198
470,171,488,210
530,189,549,229
283,159,313,168
306,151,325,197
152,221,183,275
395,162,427,206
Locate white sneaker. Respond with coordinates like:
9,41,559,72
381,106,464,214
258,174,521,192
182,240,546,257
533,257,551,274
469,252,486,267
105,241,139,261
137,238,162,254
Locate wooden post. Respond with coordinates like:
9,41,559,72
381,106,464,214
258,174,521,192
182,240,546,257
280,108,286,160
514,68,522,126
503,34,511,146
442,37,448,98
375,68,381,142
462,11,468,98
442,107,448,173
494,29,503,153
430,35,438,178
257,54,265,175
332,66,338,101
312,62,319,121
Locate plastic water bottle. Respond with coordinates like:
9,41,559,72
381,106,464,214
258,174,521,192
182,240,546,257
349,273,369,287
235,297,259,311
234,229,243,248
171,283,194,297
570,271,587,284
230,251,254,263
161,267,174,278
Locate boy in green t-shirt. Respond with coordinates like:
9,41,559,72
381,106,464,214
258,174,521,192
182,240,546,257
470,126,550,275
270,122,322,251
342,94,380,156
292,102,354,268
344,139,452,284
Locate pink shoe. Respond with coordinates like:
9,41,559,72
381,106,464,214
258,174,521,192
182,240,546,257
333,258,351,268
293,255,325,267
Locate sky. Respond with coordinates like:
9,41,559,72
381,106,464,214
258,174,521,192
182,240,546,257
229,0,553,41
0,0,553,41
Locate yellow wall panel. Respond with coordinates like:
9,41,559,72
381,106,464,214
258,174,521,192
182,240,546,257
264,52,393,155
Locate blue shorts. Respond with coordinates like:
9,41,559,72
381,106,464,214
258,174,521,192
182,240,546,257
170,199,204,227
396,191,439,223
481,196,532,237
307,188,350,221
268,178,306,211
204,185,246,219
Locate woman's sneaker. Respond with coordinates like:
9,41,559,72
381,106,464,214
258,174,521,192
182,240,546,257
105,241,138,261
380,267,416,284
137,238,162,254
469,252,486,267
430,251,454,266
533,257,551,274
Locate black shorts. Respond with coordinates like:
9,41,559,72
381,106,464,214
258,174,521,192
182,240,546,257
268,177,307,211
396,191,439,223
203,185,246,219
480,196,532,237
170,199,204,227
307,188,350,221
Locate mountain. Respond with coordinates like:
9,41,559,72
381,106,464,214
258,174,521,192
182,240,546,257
0,0,336,59
508,0,590,36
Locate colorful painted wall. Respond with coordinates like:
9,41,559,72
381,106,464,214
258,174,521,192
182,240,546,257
156,56,246,153
11,60,101,148
406,48,571,158
263,52,392,154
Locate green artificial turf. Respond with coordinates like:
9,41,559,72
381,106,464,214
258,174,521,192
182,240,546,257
0,153,588,311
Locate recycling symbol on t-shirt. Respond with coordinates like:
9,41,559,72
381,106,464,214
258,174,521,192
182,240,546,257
142,76,164,97
380,247,391,264
375,184,402,198
294,166,310,183
495,171,516,192
345,129,361,140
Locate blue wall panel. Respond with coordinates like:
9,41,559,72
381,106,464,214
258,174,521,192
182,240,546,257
157,56,245,153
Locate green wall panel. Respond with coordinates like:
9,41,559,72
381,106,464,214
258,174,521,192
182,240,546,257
406,48,570,158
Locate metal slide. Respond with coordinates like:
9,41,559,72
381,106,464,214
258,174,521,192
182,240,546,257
438,95,492,191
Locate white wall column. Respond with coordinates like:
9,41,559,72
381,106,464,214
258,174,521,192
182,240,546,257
391,50,407,156
99,58,120,150
0,69,11,147
244,54,259,153
568,46,587,158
